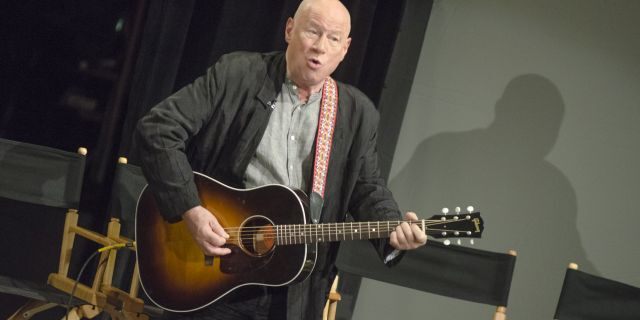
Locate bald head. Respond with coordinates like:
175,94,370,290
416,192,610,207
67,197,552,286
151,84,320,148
294,0,351,36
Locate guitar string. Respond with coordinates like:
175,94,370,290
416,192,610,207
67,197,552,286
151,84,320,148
219,219,472,231
222,225,476,240
220,220,477,241
224,228,463,240
226,231,475,244
225,227,476,242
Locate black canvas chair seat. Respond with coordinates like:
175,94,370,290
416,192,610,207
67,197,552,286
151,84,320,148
0,274,81,306
336,239,517,319
554,264,640,320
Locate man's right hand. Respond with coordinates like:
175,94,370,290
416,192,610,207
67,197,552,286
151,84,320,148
182,205,231,256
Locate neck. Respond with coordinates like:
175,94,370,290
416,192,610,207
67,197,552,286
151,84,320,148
286,76,325,103
296,87,315,103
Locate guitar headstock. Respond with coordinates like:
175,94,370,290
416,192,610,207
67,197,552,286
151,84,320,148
426,206,483,243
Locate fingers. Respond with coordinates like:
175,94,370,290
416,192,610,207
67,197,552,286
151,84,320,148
399,221,414,244
390,230,399,248
210,219,230,239
405,211,419,221
200,223,231,256
390,212,427,250
201,238,232,256
412,223,428,245
183,206,231,256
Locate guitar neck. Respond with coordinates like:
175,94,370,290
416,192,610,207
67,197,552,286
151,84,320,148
275,214,482,245
276,220,416,245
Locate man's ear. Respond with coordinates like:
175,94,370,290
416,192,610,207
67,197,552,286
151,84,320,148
284,17,294,43
340,37,352,61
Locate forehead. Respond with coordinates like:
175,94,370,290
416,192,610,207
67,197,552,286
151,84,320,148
299,4,351,35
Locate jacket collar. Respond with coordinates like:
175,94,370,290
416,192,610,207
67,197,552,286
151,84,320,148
256,51,287,108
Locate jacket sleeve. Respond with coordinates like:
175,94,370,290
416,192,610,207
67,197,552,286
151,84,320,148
133,57,228,223
347,99,405,266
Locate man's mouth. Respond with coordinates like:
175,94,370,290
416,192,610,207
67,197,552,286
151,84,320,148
308,58,322,69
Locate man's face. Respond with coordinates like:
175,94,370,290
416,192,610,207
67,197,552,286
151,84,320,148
285,1,351,90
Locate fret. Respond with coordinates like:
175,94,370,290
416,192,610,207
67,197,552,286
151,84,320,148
294,224,298,245
377,221,380,239
387,221,390,238
302,224,307,244
282,225,286,245
303,224,307,244
291,224,294,245
299,224,304,244
350,222,354,240
276,225,280,245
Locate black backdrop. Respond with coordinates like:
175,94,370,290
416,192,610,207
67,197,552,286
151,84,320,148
0,0,433,318
119,0,407,157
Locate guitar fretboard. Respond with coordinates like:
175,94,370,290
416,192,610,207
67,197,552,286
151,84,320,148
276,221,413,245
273,215,480,245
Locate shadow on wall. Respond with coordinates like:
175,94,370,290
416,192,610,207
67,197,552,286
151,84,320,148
389,74,596,319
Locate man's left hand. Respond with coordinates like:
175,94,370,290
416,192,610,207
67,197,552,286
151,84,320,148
390,211,427,250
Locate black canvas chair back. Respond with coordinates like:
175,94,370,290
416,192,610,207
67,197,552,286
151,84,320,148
336,239,517,319
0,138,85,210
554,263,640,320
103,158,163,319
0,138,86,317
107,158,146,293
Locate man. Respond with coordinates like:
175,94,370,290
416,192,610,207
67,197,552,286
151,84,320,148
134,0,426,319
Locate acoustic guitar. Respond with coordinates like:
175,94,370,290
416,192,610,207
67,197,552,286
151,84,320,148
135,172,484,312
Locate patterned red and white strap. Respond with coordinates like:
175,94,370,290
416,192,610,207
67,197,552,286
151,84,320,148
311,77,338,199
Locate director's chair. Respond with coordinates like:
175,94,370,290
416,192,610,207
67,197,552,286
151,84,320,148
0,137,88,319
554,262,640,320
335,239,517,320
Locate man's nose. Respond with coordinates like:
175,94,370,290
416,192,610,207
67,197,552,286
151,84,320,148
311,35,327,54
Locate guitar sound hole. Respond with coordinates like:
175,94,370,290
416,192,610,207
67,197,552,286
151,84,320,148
239,216,276,257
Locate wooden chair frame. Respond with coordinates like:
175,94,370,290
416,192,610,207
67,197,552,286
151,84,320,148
11,155,149,320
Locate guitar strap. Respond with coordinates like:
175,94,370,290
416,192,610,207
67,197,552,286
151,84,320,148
309,77,338,224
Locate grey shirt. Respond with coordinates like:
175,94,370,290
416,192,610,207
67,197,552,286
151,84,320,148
244,79,322,191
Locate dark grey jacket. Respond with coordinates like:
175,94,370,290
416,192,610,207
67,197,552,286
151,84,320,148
134,51,402,319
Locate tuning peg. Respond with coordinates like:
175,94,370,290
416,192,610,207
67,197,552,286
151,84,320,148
470,239,475,245
456,239,461,245
455,207,461,214
443,239,451,246
467,205,474,213
441,207,449,215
